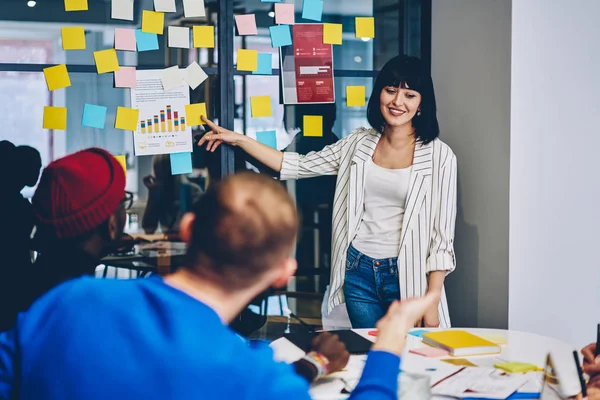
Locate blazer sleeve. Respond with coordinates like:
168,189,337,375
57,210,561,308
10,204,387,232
426,154,457,273
279,131,362,180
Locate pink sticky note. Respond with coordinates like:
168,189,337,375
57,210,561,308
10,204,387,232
114,66,136,88
114,28,136,51
275,3,295,25
409,347,450,358
234,14,258,35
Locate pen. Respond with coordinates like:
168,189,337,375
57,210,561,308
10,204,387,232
594,324,600,357
573,350,588,398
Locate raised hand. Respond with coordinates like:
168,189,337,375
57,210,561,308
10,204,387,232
197,116,245,153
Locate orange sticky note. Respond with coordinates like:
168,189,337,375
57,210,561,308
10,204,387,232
115,155,127,173
43,106,67,130
61,27,86,50
142,10,165,35
64,0,88,11
115,106,139,131
346,86,366,107
356,17,375,38
43,64,71,91
193,26,215,48
303,115,323,137
323,23,342,45
250,96,272,118
93,49,120,74
237,49,258,71
185,103,207,127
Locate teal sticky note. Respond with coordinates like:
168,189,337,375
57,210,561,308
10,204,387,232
256,130,277,149
269,25,292,47
82,104,107,129
253,53,273,75
409,329,428,338
170,152,193,175
302,0,323,22
135,29,159,52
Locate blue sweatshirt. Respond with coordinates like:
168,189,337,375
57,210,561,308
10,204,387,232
0,276,400,400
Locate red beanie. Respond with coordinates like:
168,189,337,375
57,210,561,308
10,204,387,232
32,148,126,239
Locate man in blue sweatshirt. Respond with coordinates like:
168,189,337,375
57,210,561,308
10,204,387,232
0,171,438,400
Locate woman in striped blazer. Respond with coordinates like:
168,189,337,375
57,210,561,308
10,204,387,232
199,55,457,329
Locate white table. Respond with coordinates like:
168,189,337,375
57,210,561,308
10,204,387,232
271,328,582,398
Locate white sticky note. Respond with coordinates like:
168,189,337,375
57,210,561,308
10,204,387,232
168,26,190,48
184,61,208,90
111,0,134,21
161,66,184,91
154,0,176,12
183,0,206,17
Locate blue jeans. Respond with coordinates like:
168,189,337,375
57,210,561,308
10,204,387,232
343,245,401,328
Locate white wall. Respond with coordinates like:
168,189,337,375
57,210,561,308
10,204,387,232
509,0,600,348
432,0,512,329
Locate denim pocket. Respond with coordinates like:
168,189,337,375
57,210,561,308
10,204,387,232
345,252,360,272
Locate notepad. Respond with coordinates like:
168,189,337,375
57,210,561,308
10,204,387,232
237,49,258,71
250,96,272,118
323,23,342,45
494,362,539,373
356,17,375,38
62,27,86,50
422,331,501,357
43,64,71,91
409,347,450,358
142,10,165,35
303,115,323,137
193,26,215,48
185,103,207,127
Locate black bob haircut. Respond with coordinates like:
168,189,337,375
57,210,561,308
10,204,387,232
367,55,440,144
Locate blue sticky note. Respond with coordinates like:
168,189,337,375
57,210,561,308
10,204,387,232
256,130,277,149
135,29,159,52
261,0,281,2
81,104,107,129
269,25,292,47
409,329,428,338
302,0,323,21
253,53,273,75
170,152,193,175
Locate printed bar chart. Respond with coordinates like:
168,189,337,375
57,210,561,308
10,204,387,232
139,105,185,133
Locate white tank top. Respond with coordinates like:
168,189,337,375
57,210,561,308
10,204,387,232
352,159,412,259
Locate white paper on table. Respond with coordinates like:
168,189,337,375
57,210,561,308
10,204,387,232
401,352,464,386
168,26,190,49
183,0,206,18
432,367,529,399
517,371,544,393
111,0,134,21
183,61,208,90
154,0,176,12
161,66,185,91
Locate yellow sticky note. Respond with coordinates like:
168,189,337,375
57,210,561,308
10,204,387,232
347,86,366,107
43,106,67,130
185,103,208,127
61,27,86,50
237,49,258,72
142,10,165,35
442,358,477,367
93,49,120,74
356,17,375,38
323,23,343,45
43,64,71,91
250,96,272,118
64,0,88,11
115,155,127,173
304,115,323,137
193,26,215,48
494,362,538,373
115,106,139,131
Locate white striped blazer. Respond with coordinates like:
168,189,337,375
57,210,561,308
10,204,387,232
280,127,457,328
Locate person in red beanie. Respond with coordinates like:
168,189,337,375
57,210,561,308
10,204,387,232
3,148,128,329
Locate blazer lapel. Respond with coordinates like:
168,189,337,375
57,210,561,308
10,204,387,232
398,141,433,252
347,132,380,245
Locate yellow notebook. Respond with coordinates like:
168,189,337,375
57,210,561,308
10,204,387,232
422,330,501,356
